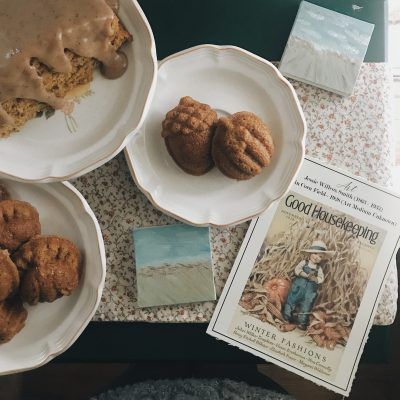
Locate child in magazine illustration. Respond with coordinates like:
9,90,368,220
282,240,334,330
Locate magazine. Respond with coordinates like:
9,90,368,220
207,157,400,396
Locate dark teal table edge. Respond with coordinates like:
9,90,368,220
56,322,390,364
137,0,388,63
57,0,390,365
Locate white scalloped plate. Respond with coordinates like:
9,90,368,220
0,180,106,375
0,0,157,183
125,45,306,226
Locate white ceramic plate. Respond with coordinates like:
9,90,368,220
0,0,157,183
125,45,306,226
0,180,106,375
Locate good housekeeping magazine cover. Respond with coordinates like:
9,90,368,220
207,157,400,396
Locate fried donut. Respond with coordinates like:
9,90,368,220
0,183,10,202
13,235,82,305
0,200,41,251
212,111,274,180
0,298,27,344
161,96,218,175
0,250,19,301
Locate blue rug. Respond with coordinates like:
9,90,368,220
91,378,294,400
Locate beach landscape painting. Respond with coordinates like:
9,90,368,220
279,1,374,96
133,224,216,307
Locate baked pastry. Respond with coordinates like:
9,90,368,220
161,96,218,175
0,298,28,344
0,200,41,251
0,0,132,138
13,235,82,305
0,250,19,301
212,112,274,180
0,184,10,202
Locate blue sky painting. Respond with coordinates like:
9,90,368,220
133,224,215,307
133,224,211,269
279,1,374,95
293,1,374,62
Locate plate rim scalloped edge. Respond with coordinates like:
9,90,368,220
0,0,157,183
125,44,307,227
0,181,106,376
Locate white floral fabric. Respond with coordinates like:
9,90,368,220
71,63,397,325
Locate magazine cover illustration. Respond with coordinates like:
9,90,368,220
208,157,400,396
232,192,385,379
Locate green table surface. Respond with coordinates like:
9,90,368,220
139,0,387,62
58,0,389,365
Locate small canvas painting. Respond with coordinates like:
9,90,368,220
279,1,374,96
133,224,216,307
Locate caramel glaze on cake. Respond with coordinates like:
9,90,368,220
212,112,274,180
0,0,131,137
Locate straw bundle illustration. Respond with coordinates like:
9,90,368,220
239,215,368,349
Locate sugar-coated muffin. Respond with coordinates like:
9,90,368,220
0,250,19,302
0,184,10,202
212,112,274,180
161,96,218,175
0,297,27,344
13,235,82,305
0,200,41,251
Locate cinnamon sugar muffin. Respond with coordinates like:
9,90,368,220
212,112,274,180
0,200,41,251
0,297,27,344
0,250,19,301
161,96,218,175
0,184,10,202
13,235,82,305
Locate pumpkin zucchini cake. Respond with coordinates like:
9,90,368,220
0,0,131,138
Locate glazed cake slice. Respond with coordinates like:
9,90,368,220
0,1,132,138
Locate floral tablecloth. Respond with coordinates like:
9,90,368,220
72,63,397,325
